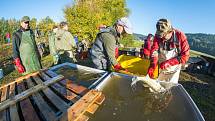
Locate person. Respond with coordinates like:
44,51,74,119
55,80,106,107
6,32,11,43
147,18,190,83
12,16,42,75
79,39,89,59
90,17,133,71
55,22,77,63
143,34,154,59
48,26,59,65
97,24,107,31
74,35,79,46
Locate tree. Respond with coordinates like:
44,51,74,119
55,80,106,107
0,18,19,44
30,18,37,30
37,16,55,38
64,0,129,42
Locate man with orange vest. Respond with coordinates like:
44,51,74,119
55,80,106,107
147,18,190,83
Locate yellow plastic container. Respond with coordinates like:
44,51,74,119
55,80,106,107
117,55,158,78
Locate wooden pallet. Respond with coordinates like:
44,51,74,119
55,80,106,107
0,70,105,121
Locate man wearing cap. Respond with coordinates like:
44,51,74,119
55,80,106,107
12,16,42,75
90,17,133,71
55,22,77,63
147,18,190,83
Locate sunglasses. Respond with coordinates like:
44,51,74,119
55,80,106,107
24,21,29,24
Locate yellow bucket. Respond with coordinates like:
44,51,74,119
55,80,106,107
117,55,158,78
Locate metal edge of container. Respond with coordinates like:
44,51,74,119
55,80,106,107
49,62,109,89
176,84,205,121
94,72,133,91
49,62,106,73
94,72,205,121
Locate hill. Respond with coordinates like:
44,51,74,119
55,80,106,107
133,33,146,40
186,33,215,56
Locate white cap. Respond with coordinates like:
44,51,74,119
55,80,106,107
116,17,133,34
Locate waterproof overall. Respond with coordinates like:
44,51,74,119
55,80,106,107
158,31,181,83
48,32,58,64
19,30,41,75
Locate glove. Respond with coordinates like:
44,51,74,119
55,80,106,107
14,58,25,73
160,58,180,70
113,63,128,72
147,67,155,78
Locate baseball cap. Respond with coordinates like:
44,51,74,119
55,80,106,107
156,18,173,37
21,16,30,22
116,17,133,34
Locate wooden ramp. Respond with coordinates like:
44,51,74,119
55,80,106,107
0,70,105,121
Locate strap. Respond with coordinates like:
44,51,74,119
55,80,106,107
173,30,180,54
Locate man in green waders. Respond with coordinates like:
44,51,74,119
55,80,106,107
55,22,77,63
48,26,59,65
12,16,42,75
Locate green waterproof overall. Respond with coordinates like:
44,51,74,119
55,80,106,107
19,30,41,75
48,32,59,64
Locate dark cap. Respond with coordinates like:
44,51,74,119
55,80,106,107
21,16,30,22
59,21,68,28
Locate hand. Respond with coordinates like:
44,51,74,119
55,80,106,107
147,67,155,78
113,63,128,72
160,58,179,70
14,58,25,73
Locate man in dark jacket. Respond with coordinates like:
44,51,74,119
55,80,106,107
12,16,42,75
90,17,133,71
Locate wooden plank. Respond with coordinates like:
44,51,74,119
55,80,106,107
0,75,64,111
9,83,20,121
0,87,8,102
45,70,89,96
0,86,9,121
0,69,48,90
39,72,79,102
32,75,69,112
17,82,40,121
26,78,58,121
95,94,105,105
60,90,102,121
60,79,88,95
86,103,99,114
76,114,89,121
0,71,39,90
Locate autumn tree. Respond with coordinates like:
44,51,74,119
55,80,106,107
37,16,55,37
64,0,129,42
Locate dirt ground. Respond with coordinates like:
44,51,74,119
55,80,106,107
179,71,215,121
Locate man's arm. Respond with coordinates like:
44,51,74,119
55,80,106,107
177,31,190,64
12,32,20,59
66,32,76,48
147,36,159,78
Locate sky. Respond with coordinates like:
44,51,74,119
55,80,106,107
0,0,215,35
